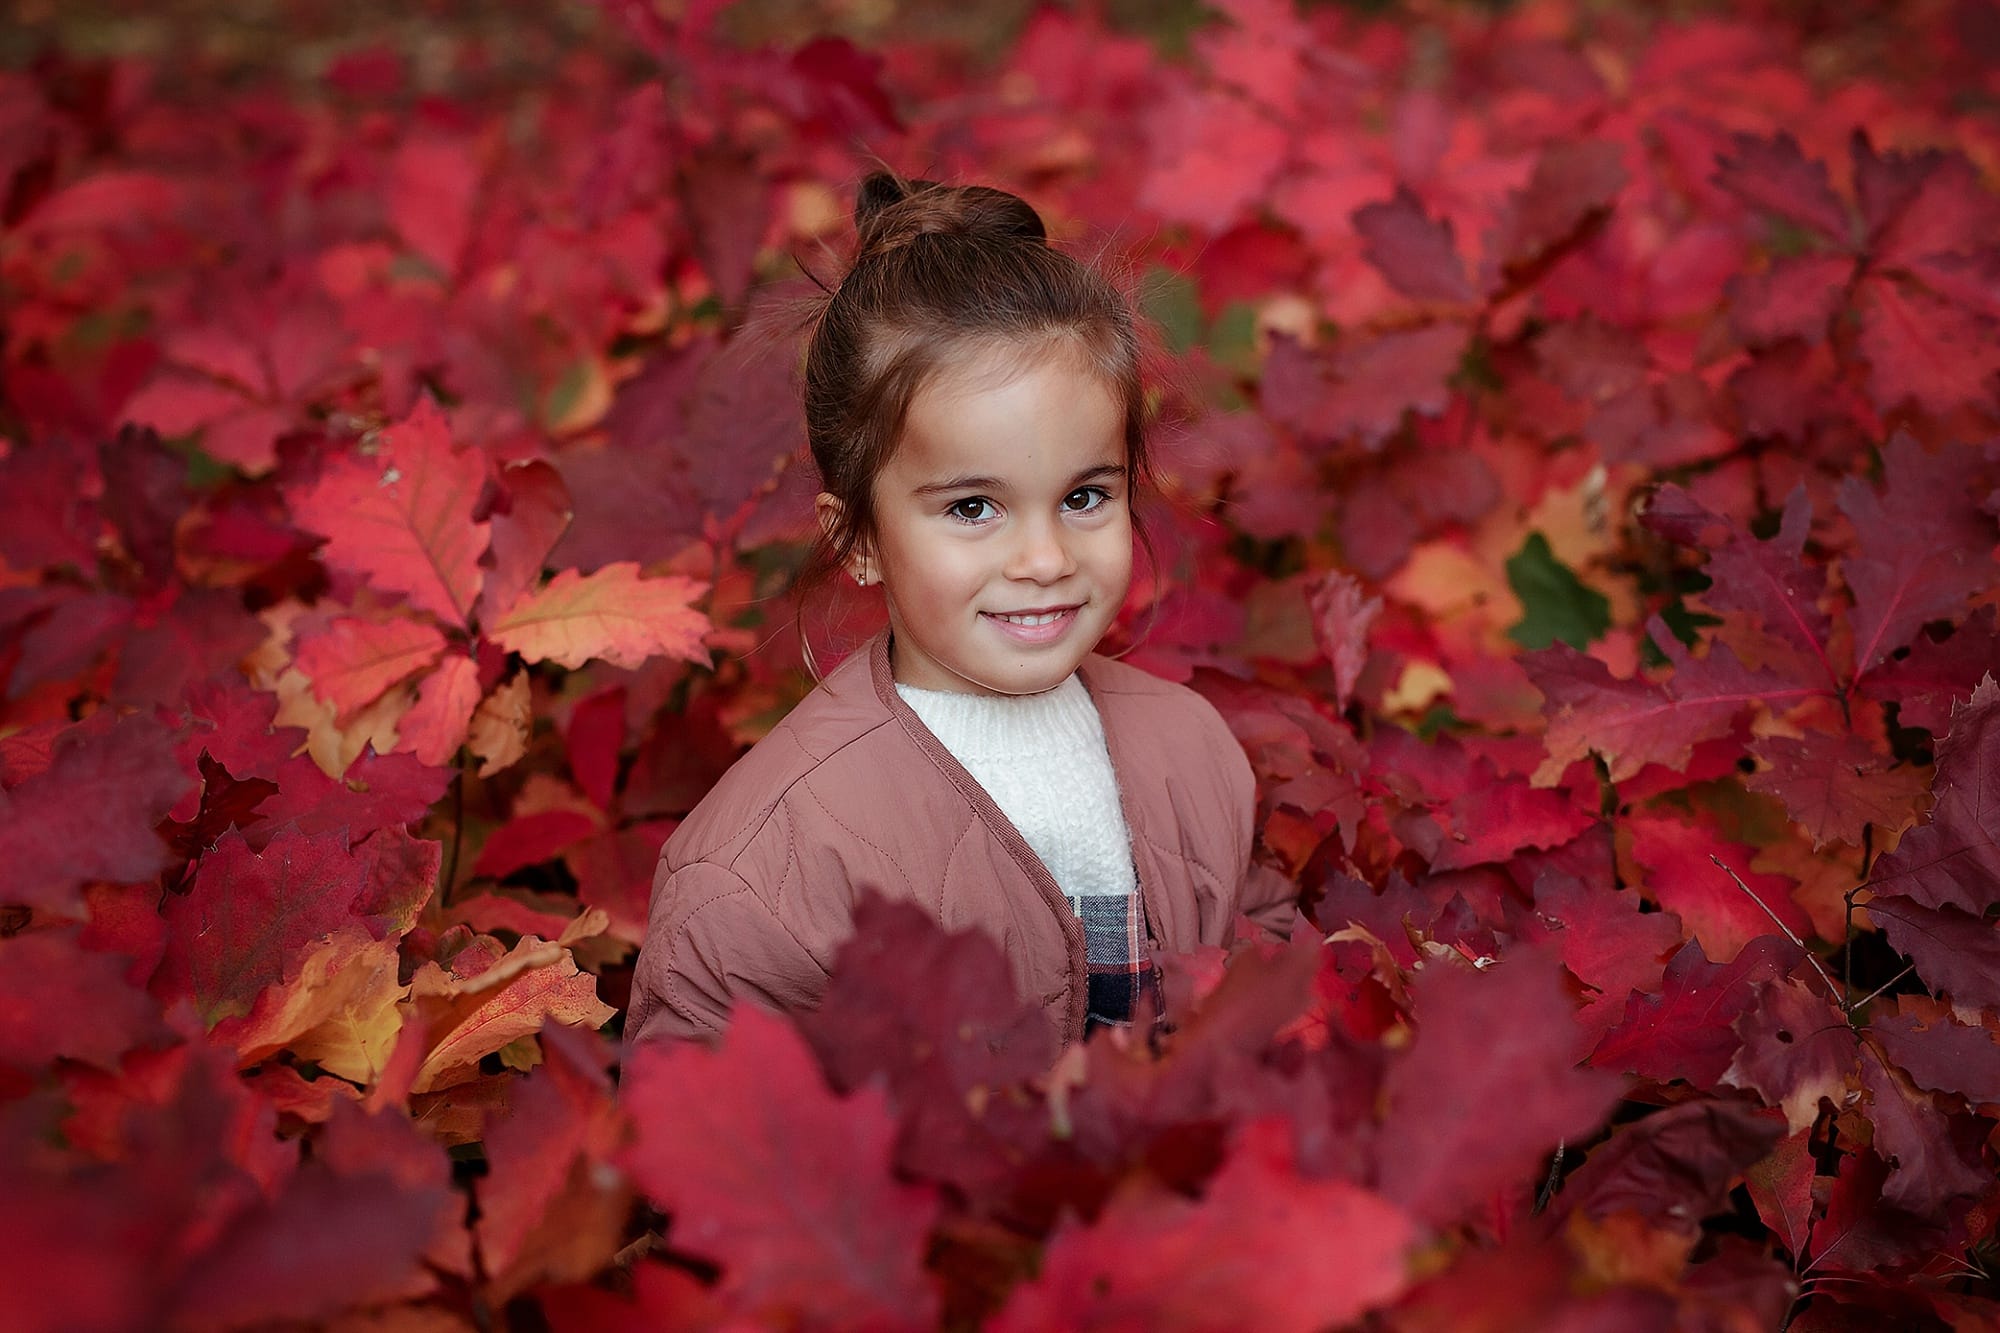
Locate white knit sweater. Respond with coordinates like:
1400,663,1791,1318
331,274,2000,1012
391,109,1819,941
895,673,1137,899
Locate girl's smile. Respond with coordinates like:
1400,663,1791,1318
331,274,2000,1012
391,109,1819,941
848,339,1133,697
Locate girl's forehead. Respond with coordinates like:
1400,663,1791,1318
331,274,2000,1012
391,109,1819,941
889,348,1127,483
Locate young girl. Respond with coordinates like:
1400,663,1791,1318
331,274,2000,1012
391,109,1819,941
626,173,1290,1048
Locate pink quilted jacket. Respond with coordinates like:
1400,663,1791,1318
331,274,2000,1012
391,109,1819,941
625,628,1282,1047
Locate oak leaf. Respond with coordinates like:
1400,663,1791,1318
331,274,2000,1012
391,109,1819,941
293,615,448,723
1720,978,1857,1133
286,399,489,628
1591,936,1802,1088
1746,730,1928,850
486,562,709,671
1859,1044,1990,1215
216,930,407,1084
468,671,532,778
393,650,481,766
1866,675,1999,913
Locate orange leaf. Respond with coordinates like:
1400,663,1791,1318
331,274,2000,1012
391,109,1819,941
404,912,614,1093
487,562,710,670
395,652,481,766
468,671,532,778
293,616,447,724
218,931,407,1085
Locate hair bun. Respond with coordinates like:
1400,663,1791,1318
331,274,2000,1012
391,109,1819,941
850,172,1046,263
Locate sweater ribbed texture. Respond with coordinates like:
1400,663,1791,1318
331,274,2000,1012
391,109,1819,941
895,673,1137,900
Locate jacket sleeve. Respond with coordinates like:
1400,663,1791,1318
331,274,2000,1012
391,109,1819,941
625,858,833,1047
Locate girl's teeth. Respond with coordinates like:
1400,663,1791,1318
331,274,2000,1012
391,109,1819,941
999,611,1062,625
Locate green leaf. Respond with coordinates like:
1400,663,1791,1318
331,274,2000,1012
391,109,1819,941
1506,532,1610,650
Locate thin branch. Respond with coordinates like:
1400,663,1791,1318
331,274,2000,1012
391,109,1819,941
1846,963,1918,1015
1708,854,1843,1004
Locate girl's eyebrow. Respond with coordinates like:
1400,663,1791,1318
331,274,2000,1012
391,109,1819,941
911,462,1125,498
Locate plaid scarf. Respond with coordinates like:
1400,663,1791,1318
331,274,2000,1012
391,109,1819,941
1068,892,1160,1036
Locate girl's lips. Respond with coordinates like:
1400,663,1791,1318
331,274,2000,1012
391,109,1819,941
982,605,1080,645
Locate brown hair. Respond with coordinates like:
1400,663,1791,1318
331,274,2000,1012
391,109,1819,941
797,172,1156,654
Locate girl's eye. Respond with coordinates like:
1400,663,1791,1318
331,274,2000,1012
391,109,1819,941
1063,486,1110,513
948,497,998,523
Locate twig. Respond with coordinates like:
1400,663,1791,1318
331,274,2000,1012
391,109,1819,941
1708,855,1843,1005
1532,1139,1566,1216
1846,964,1917,1016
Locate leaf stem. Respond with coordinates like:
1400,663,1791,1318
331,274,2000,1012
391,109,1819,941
1846,963,1916,1015
1708,853,1842,1004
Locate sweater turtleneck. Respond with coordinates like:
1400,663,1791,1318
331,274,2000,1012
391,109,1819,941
893,672,1137,900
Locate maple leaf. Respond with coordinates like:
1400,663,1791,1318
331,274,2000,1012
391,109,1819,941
153,750,279,874
1508,871,1684,1049
1837,433,1997,678
1642,483,1836,687
1526,618,1818,786
1747,730,1927,850
1139,86,1287,233
1866,676,1999,913
991,1119,1415,1333
1591,936,1802,1088
1720,978,1857,1133
468,670,532,778
1353,187,1476,304
1377,950,1623,1226
1712,131,1853,246
1857,276,2000,418
1486,138,1627,279
621,1005,942,1330
1742,1130,1815,1259
292,614,448,723
486,562,710,670
564,686,626,811
154,826,367,1023
1859,605,2000,737
479,459,574,623
0,927,171,1074
0,712,192,914
1628,813,1809,963
473,809,602,880
1726,253,1855,346
285,399,490,628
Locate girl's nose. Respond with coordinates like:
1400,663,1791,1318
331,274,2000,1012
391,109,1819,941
1006,515,1077,583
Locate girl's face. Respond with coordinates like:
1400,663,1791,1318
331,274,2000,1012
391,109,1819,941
843,339,1133,697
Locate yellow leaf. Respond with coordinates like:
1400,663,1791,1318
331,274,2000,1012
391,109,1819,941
468,671,531,778
224,932,407,1085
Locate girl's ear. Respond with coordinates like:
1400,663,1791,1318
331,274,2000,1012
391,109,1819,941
814,492,876,586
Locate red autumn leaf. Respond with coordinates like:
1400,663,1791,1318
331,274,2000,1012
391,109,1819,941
351,825,441,939
1745,730,1928,850
1743,1130,1815,1258
0,712,191,914
1868,897,2000,1011
1720,978,1857,1132
1140,87,1288,233
1526,619,1816,786
621,1005,941,1330
292,614,448,723
1509,871,1684,1048
1353,187,1476,304
1642,483,1836,687
1711,131,1853,246
1488,138,1627,277
991,1119,1415,1333
564,686,626,812
1859,1043,1991,1217
1838,432,1997,677
1322,323,1470,448
154,826,368,1023
0,927,171,1074
1376,950,1623,1226
1307,570,1381,712
1591,936,1802,1088
476,1029,628,1300
1869,1001,2000,1106
1866,675,1999,913
1858,605,2000,737
473,809,602,880
286,398,490,628
1856,277,2000,419
389,132,479,279
392,650,481,766
486,562,709,670
1556,1101,1783,1226
405,924,615,1094
1726,253,1855,346
479,459,574,624
153,750,279,872
555,332,804,570
1627,813,1809,964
